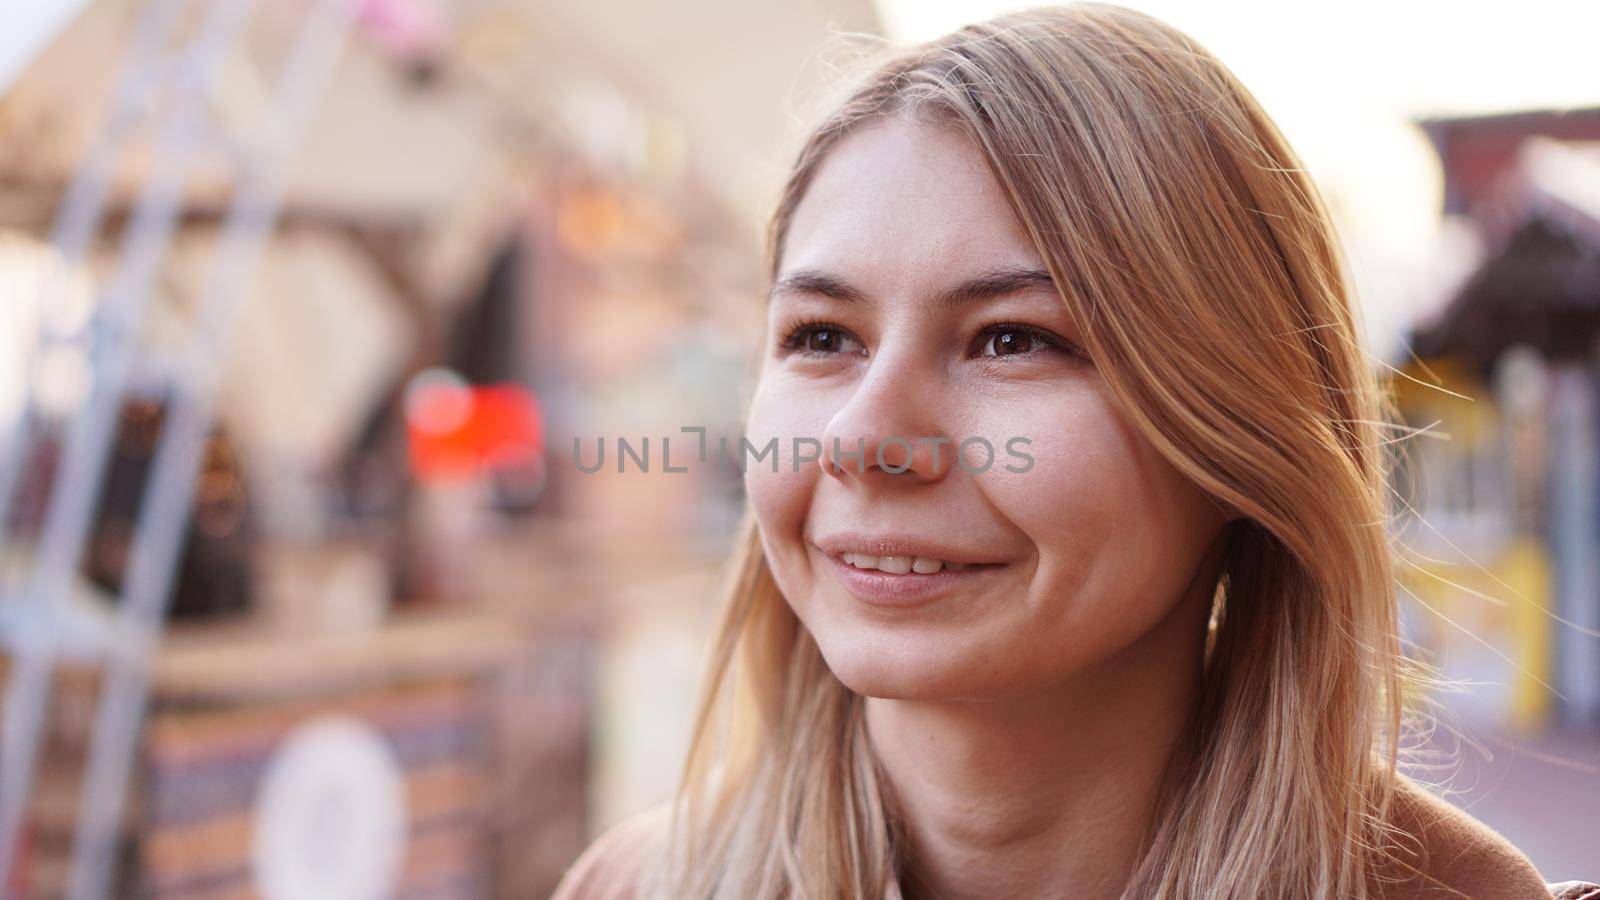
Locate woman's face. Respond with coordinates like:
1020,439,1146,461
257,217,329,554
745,116,1230,701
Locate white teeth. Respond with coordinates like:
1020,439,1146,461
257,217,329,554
878,555,913,575
843,552,879,570
840,553,970,574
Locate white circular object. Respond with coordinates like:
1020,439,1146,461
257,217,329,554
252,715,408,900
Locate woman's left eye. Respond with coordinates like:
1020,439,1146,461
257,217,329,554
972,324,1072,359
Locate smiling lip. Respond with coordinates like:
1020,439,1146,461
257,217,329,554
825,553,996,607
812,533,1003,608
811,533,997,567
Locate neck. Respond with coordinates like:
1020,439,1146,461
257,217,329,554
865,549,1223,899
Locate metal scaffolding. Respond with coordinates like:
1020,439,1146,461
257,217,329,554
0,1,355,895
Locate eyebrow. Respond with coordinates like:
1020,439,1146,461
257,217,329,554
768,265,1060,309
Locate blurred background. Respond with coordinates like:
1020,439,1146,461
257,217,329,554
0,0,1594,896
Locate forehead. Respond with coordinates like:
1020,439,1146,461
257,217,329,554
779,116,1045,280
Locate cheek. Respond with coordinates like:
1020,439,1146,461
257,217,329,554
975,393,1119,592
742,376,829,590
960,381,1122,518
977,387,1215,653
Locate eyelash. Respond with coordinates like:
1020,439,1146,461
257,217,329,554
777,318,861,355
776,319,1080,361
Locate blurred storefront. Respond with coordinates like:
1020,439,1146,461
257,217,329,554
0,0,878,896
1393,106,1600,732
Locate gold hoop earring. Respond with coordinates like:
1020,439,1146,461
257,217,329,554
1202,578,1227,671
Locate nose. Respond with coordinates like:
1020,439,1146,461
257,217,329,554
818,343,953,484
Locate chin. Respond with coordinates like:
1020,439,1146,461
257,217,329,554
808,627,984,700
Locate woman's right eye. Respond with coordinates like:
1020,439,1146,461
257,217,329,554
779,321,865,357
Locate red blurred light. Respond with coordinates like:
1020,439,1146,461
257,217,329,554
406,383,542,482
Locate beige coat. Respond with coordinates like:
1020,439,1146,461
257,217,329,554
550,775,1595,899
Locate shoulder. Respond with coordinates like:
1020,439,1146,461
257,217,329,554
550,803,673,900
1371,773,1551,898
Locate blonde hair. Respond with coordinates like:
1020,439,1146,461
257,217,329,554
658,4,1417,896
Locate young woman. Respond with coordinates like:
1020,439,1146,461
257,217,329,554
554,4,1592,897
